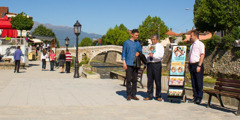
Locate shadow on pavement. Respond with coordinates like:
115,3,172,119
16,71,26,73
198,103,237,115
116,90,127,99
29,64,40,67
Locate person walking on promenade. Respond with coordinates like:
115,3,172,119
144,35,164,101
14,46,23,73
188,30,205,104
41,49,48,71
122,29,142,101
65,50,72,73
58,50,66,73
49,50,56,71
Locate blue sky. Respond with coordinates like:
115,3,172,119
1,0,195,35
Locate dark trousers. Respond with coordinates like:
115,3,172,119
14,60,20,72
42,59,46,69
66,61,71,73
50,61,54,71
189,63,204,100
147,62,162,99
126,66,138,97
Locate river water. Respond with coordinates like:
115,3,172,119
90,62,123,79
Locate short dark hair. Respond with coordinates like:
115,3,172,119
191,30,199,38
131,29,139,34
17,46,20,49
151,35,159,39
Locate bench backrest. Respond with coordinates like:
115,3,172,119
214,78,240,95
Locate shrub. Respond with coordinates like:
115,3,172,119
79,55,90,66
202,35,221,52
221,35,235,49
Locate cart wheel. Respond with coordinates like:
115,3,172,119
169,99,173,103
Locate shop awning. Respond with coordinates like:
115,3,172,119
31,39,43,43
2,29,18,38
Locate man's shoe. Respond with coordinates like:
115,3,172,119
143,97,152,100
14,71,16,73
131,96,139,100
157,98,163,101
195,99,201,104
127,96,131,101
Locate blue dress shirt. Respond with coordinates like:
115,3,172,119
14,49,23,60
122,39,142,66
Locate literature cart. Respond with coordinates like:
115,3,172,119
167,46,187,102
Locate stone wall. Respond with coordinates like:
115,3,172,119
204,48,240,78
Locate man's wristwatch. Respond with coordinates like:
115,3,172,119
198,65,201,67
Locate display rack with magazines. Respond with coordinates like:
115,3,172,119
167,45,187,102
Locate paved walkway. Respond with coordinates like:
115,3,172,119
0,61,238,120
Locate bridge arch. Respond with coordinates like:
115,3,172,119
88,49,122,64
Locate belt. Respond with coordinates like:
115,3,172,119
189,62,199,65
148,61,161,64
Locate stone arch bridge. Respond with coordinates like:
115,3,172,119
56,45,122,63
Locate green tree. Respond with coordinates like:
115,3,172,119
32,24,60,47
10,12,34,38
194,0,240,35
78,37,93,46
138,15,168,45
231,26,240,39
103,24,130,45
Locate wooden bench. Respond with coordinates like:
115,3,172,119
3,58,12,63
123,66,146,88
203,78,240,116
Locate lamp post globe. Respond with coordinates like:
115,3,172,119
73,20,82,78
65,37,70,51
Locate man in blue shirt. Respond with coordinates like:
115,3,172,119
122,29,142,101
14,46,23,73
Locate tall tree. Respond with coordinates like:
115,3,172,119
138,15,168,45
78,37,93,46
32,24,60,47
194,0,240,35
103,24,130,45
10,12,34,38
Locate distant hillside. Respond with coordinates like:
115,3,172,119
31,22,102,47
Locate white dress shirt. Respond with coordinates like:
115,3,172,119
146,43,164,63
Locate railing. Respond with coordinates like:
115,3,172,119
0,38,25,45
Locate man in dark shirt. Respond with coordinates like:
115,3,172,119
14,46,23,73
122,29,142,101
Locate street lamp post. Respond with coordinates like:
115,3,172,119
65,37,70,51
73,20,82,78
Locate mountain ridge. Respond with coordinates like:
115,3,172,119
32,21,102,47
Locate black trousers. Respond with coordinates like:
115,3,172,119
126,66,138,97
147,62,162,99
189,63,204,100
14,60,20,72
66,61,71,73
50,61,55,71
42,59,46,69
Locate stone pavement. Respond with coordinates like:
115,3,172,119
0,61,238,120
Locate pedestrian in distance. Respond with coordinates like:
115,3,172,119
122,29,142,101
41,49,48,71
143,35,164,101
65,50,72,73
188,30,205,104
58,50,66,73
14,46,23,73
49,50,56,71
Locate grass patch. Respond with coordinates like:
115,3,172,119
85,71,96,74
203,76,216,84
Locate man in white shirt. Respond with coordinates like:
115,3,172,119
144,35,164,101
189,30,205,104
